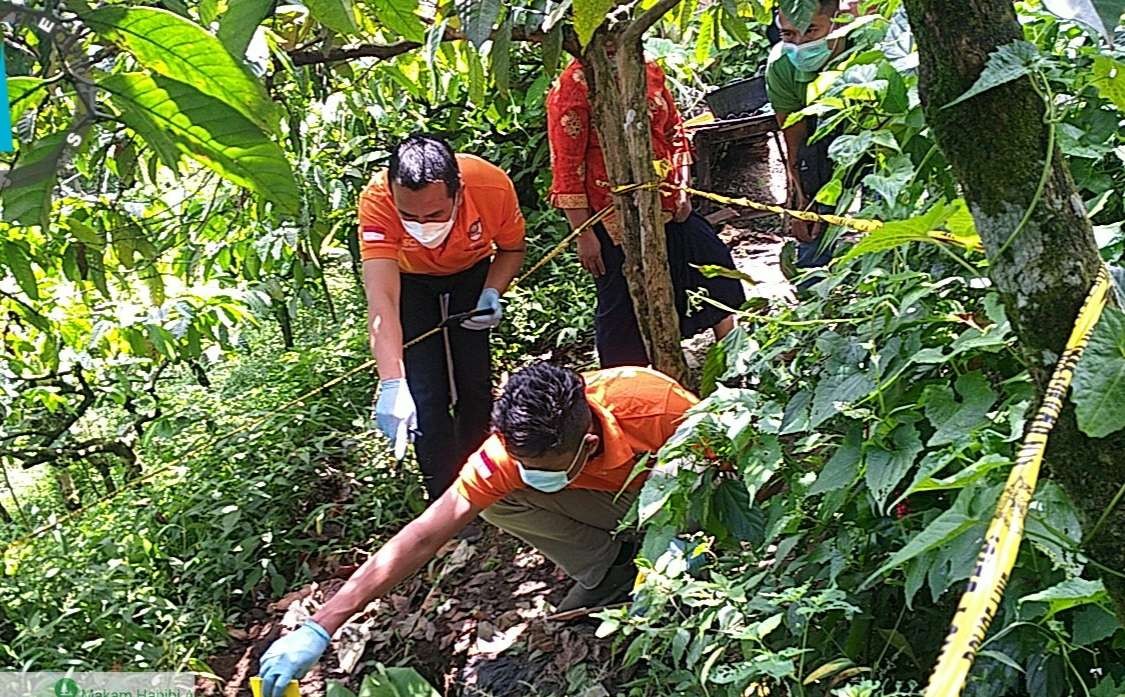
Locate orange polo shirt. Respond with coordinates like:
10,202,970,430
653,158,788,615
455,367,699,509
357,154,526,276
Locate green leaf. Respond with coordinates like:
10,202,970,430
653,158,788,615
694,8,717,65
326,681,358,697
1019,578,1108,619
921,372,997,446
777,0,817,33
810,368,875,428
7,77,47,122
573,0,616,46
0,131,68,229
908,453,1009,494
466,45,486,105
542,24,564,74
1042,0,1125,37
809,424,862,495
2,240,40,300
1072,307,1125,438
84,6,281,134
944,40,1045,109
305,0,359,34
357,666,440,696
370,0,425,41
862,487,983,588
840,199,980,261
861,153,914,207
1072,604,1121,646
864,423,923,511
458,0,501,49
491,18,512,96
1092,55,1125,112
102,72,299,214
217,0,273,56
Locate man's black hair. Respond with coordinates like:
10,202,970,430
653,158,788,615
492,363,590,458
818,0,839,12
388,133,461,198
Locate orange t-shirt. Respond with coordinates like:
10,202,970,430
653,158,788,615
455,367,699,509
357,154,526,276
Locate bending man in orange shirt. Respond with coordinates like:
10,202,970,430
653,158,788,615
257,362,698,696
360,134,526,501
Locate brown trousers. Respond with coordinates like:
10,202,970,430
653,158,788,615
480,487,639,589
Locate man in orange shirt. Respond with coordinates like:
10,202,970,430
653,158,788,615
360,134,526,501
257,362,698,696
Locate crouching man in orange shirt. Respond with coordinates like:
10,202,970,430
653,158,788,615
257,362,698,696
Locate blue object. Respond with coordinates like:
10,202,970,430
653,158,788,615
461,287,502,330
0,45,12,153
258,620,332,697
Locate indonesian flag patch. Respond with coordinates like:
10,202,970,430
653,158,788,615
361,225,385,242
473,451,497,480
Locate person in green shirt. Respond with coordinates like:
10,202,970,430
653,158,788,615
765,0,846,269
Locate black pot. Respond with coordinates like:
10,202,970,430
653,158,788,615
704,75,769,119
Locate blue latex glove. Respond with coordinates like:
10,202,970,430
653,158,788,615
374,378,417,460
258,620,331,697
462,288,502,330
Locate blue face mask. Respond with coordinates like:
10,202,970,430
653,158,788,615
517,438,591,493
783,38,832,73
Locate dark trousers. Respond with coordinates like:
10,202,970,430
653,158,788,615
400,259,493,500
593,213,744,368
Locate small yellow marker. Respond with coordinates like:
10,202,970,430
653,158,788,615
249,676,300,697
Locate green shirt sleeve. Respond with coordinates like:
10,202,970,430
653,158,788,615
765,43,805,115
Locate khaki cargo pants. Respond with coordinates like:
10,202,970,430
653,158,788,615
480,487,639,590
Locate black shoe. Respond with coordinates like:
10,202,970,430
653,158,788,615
556,559,637,613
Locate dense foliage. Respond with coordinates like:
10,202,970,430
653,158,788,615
2,0,1125,695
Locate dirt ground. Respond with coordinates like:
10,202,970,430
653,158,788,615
197,132,791,697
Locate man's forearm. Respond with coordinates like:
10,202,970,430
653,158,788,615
312,519,444,634
483,248,526,295
368,304,404,381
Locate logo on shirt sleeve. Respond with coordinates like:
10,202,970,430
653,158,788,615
361,225,386,242
473,451,497,479
468,220,483,242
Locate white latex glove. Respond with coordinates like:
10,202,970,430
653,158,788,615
374,378,417,460
461,288,503,330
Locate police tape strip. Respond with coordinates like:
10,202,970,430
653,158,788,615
923,265,1113,697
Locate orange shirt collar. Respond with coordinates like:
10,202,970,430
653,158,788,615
586,398,637,474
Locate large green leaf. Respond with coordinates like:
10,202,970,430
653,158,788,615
840,199,981,261
864,423,923,511
776,0,818,33
457,0,501,49
1,239,40,300
1092,55,1125,112
1019,578,1108,619
809,424,862,495
7,77,47,122
491,18,512,96
368,0,425,42
356,666,440,696
217,0,274,56
921,371,997,446
1072,307,1125,438
85,6,281,134
0,131,68,229
102,72,299,214
573,0,617,46
306,0,359,35
944,40,1045,109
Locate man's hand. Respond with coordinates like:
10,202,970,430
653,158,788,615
576,231,606,277
258,621,331,697
374,379,417,460
462,288,503,331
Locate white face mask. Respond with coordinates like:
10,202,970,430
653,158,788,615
401,198,458,248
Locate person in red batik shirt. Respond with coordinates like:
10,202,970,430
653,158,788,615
547,58,746,368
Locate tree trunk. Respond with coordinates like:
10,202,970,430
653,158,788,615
903,0,1125,618
584,31,689,384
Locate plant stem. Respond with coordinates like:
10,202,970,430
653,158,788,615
997,75,1056,258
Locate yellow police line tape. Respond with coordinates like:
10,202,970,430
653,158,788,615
4,192,639,549
923,265,1112,697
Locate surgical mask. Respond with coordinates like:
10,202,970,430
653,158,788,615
783,38,832,73
517,438,591,493
401,199,458,248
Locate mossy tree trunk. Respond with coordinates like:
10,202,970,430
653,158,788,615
903,0,1125,618
581,0,689,385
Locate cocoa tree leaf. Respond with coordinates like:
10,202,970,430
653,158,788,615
0,130,69,229
369,0,425,41
1071,307,1125,438
217,0,273,56
457,0,501,49
84,6,282,134
2,239,40,300
572,0,616,46
101,72,299,214
305,0,359,35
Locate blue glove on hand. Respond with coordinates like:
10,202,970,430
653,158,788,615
374,378,417,460
259,620,331,697
462,288,502,330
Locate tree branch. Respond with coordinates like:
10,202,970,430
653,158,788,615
622,0,682,44
287,25,580,66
